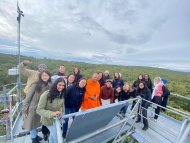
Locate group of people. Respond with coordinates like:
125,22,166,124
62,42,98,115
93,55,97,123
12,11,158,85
19,60,170,143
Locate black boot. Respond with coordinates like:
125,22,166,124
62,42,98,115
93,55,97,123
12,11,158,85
32,137,40,143
142,126,148,131
31,135,42,141
62,132,66,138
43,134,48,141
36,135,43,141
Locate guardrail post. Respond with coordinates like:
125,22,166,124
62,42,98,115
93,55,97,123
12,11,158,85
3,86,7,109
8,95,13,143
112,97,141,143
176,118,188,143
55,117,63,143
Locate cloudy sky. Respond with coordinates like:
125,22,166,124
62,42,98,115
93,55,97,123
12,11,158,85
0,0,189,71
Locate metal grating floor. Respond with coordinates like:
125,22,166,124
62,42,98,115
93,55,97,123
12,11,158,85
8,132,48,143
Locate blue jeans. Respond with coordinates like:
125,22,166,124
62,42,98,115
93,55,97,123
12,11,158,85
30,129,37,138
120,102,128,114
47,124,56,143
62,107,77,133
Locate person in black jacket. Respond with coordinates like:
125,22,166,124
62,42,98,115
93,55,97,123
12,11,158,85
112,72,124,88
97,72,105,87
132,74,144,91
144,74,153,93
73,67,82,84
114,86,122,103
120,83,134,117
135,81,151,131
131,74,144,110
151,77,170,121
62,78,87,137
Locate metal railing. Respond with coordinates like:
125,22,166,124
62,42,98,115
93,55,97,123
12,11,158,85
1,83,190,143
0,84,24,142
53,96,190,143
136,98,190,143
54,98,139,143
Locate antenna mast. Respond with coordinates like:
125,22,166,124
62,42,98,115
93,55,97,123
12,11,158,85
17,0,24,100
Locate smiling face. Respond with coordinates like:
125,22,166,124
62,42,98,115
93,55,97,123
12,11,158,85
115,72,119,79
106,81,112,88
59,66,65,73
144,75,149,80
125,84,130,91
74,68,79,74
38,67,46,72
155,78,161,84
116,86,121,93
41,72,50,82
68,75,75,83
138,75,143,80
98,73,103,80
139,82,144,89
57,81,65,92
79,79,87,88
92,74,98,82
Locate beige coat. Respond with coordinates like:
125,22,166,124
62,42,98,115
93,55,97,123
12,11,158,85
36,90,65,126
18,62,40,94
22,83,51,131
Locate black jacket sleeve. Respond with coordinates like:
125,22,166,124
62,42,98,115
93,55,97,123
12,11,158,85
144,90,151,109
161,86,170,111
162,86,170,98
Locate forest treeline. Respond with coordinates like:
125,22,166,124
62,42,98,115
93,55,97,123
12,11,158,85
0,53,190,118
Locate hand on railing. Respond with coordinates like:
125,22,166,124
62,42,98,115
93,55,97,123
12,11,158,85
53,111,62,117
22,114,27,118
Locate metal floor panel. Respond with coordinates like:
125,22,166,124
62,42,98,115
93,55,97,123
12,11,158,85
9,132,48,143
12,115,42,137
118,105,181,143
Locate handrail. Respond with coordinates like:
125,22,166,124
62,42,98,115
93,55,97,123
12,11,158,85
55,117,63,143
176,118,188,142
59,98,139,119
142,98,188,117
7,85,18,96
170,92,190,101
167,105,190,116
178,123,190,143
113,98,140,143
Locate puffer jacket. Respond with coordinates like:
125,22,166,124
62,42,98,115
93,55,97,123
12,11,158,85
36,90,64,126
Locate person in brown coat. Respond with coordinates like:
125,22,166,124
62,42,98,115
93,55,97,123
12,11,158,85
22,71,52,143
100,79,114,105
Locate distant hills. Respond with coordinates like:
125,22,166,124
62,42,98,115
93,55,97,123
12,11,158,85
0,53,190,117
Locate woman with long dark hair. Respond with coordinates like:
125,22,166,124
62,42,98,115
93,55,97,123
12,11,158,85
112,72,124,88
135,81,151,131
65,73,75,88
37,78,66,143
22,71,52,143
62,78,87,137
97,72,105,87
144,74,153,93
72,67,82,84
114,86,122,103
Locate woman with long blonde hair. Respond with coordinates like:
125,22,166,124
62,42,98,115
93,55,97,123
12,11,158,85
120,83,134,117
